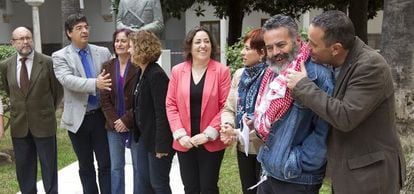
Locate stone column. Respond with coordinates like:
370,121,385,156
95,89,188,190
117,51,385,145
25,0,44,53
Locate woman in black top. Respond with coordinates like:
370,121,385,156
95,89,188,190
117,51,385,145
129,30,174,193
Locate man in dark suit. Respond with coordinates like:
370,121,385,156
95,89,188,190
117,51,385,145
0,26,63,194
287,10,406,194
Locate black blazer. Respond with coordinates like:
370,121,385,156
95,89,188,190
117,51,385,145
133,62,173,153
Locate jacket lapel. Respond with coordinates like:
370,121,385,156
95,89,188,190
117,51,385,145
67,46,86,77
124,61,137,89
90,46,102,76
201,60,216,117
9,55,25,97
28,52,43,94
183,62,192,118
333,38,363,97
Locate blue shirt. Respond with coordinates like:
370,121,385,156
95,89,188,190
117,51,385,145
72,44,100,111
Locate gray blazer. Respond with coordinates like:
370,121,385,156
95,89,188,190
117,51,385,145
52,44,111,133
116,0,164,34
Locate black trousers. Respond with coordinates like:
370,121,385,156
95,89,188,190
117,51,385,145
177,147,225,194
68,109,111,194
257,176,322,194
236,150,261,194
12,132,57,194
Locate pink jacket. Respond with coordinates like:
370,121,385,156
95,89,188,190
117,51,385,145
166,60,231,152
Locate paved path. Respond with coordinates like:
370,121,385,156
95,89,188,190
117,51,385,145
18,150,184,194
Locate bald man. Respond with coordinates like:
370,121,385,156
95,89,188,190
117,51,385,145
0,26,63,194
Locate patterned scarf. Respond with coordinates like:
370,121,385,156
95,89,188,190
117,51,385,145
236,62,267,128
254,42,310,141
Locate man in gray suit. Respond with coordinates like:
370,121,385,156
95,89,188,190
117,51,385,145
116,0,164,34
52,13,112,194
0,26,63,194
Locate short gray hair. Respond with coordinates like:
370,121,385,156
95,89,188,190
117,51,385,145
262,14,299,39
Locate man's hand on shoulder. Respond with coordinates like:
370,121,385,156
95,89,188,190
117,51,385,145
287,61,307,89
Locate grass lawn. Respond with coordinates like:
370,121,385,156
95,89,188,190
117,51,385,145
0,110,78,194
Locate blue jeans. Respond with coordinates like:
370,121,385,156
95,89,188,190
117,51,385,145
135,142,173,194
257,176,322,194
107,130,139,194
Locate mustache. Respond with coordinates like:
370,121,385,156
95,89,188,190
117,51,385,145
270,53,289,61
17,46,33,52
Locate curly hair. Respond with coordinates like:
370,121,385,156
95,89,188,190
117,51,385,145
128,30,162,66
183,26,217,61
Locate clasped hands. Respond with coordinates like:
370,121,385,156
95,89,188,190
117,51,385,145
220,123,238,145
114,119,128,133
220,116,257,145
178,133,209,149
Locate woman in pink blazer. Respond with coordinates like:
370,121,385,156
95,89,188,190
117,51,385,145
166,26,231,194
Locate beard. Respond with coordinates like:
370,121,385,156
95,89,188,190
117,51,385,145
17,46,33,57
267,42,299,74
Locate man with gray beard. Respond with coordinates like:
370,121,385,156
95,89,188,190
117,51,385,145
245,15,334,193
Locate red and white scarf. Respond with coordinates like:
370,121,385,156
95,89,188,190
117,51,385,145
254,42,310,141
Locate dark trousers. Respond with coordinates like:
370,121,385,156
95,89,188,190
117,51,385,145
177,147,225,194
257,176,322,194
236,150,261,194
68,109,111,194
135,142,174,194
12,132,57,194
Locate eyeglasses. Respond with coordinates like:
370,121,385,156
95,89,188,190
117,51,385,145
12,36,33,42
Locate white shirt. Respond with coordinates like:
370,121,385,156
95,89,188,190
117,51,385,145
16,51,34,88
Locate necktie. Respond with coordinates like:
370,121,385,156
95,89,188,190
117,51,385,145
20,57,29,95
79,49,98,106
